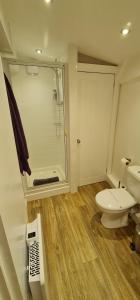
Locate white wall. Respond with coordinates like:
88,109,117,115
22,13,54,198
111,54,140,185
120,55,140,84
10,64,65,174
0,57,29,299
0,265,11,300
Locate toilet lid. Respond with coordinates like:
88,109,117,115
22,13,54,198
96,188,136,211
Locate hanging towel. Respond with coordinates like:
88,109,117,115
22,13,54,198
4,74,31,175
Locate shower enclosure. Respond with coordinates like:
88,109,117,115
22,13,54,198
9,62,68,193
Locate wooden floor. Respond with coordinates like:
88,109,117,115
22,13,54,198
27,182,140,300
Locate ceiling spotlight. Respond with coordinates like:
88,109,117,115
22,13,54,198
121,28,129,37
120,22,131,37
45,0,52,4
35,49,42,55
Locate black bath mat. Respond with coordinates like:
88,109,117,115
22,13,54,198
33,176,59,186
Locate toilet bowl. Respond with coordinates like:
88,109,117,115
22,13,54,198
96,188,137,228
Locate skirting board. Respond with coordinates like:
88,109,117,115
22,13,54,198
79,175,107,187
26,184,70,201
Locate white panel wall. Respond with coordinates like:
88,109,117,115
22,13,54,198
0,57,29,299
120,55,140,84
10,65,65,173
112,80,140,181
111,55,140,185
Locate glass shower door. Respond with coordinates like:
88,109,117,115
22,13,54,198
9,63,67,188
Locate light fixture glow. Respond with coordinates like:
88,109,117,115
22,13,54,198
45,0,52,3
35,49,42,55
120,22,131,37
121,28,129,36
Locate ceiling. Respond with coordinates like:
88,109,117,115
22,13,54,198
1,0,140,64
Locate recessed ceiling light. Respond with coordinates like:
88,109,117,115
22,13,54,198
121,28,129,36
45,0,52,4
35,49,42,55
120,22,131,37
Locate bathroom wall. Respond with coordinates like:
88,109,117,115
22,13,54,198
10,64,65,174
0,57,29,299
120,55,140,84
111,54,140,185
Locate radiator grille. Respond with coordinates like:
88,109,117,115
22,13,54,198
27,214,48,300
29,240,40,277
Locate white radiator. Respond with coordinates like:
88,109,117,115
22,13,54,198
26,214,48,300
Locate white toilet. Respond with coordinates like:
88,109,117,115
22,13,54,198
96,166,140,228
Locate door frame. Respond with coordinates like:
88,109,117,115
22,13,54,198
6,58,70,199
77,63,118,74
77,63,119,187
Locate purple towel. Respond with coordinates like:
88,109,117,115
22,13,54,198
4,74,31,175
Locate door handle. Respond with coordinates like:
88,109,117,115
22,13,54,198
77,139,81,144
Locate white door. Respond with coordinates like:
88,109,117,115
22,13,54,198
78,71,114,186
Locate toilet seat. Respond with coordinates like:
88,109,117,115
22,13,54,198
96,188,136,212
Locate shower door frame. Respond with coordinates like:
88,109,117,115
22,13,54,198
7,59,70,195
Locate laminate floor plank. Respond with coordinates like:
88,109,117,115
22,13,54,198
27,182,140,300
